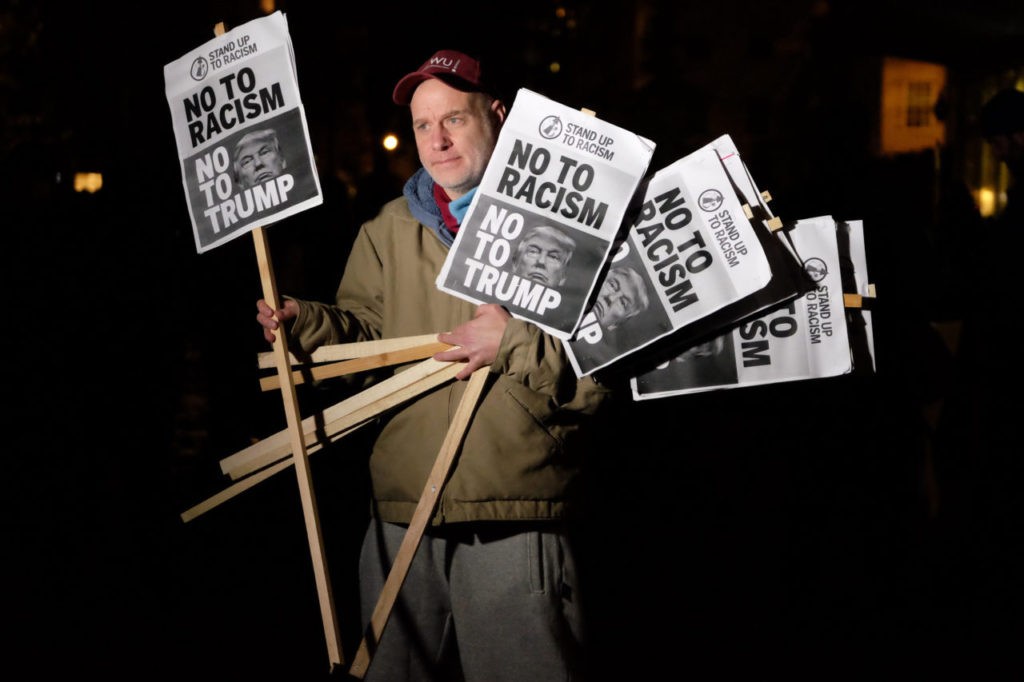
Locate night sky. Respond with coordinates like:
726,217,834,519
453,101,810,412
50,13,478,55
4,1,1023,679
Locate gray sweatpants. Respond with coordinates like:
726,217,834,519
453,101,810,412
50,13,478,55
358,518,584,682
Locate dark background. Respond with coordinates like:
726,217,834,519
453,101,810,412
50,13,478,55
4,1,1023,679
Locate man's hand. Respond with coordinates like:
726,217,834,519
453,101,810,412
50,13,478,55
256,298,299,344
435,304,511,380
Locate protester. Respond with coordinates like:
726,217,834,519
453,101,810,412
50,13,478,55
233,128,287,189
256,49,612,681
511,224,577,286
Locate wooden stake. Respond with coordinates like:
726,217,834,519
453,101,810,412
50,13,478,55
843,284,876,309
843,293,864,308
347,367,490,679
208,20,342,669
257,334,444,369
220,358,460,480
253,227,344,668
181,458,293,523
182,360,464,523
259,341,452,391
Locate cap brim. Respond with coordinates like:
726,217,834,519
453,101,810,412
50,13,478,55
392,73,432,105
392,72,480,105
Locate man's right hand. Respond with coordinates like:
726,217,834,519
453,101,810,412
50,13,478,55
256,298,299,344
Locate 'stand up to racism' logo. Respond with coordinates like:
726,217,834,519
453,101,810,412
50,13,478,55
190,56,210,81
539,115,563,140
803,257,828,283
697,189,724,212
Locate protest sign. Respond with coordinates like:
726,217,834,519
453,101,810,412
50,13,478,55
163,11,322,254
630,216,873,400
165,15,342,669
564,134,807,377
435,88,655,340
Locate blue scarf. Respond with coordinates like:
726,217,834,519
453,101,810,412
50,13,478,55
449,188,477,223
402,168,478,247
403,167,452,246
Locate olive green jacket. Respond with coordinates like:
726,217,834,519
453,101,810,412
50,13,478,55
288,197,612,525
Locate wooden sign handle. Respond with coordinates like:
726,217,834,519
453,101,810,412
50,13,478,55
347,367,490,678
252,226,344,669
259,341,453,391
211,20,343,671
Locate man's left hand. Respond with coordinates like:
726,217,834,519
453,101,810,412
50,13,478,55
435,304,511,380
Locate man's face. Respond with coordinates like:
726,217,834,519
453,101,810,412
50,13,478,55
410,79,504,199
593,267,645,329
235,138,286,188
514,230,573,285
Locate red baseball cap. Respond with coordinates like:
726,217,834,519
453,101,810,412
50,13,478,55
392,49,489,105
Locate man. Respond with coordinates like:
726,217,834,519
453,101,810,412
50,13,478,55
256,50,611,681
511,224,577,286
590,265,650,330
233,128,287,189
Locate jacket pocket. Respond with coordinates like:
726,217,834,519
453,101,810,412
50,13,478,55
526,530,545,594
501,378,565,451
